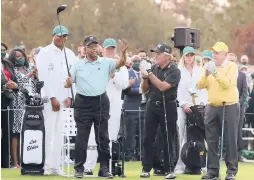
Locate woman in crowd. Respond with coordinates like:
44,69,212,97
174,47,208,174
1,42,18,168
8,48,38,168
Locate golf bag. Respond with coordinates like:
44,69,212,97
20,105,45,175
110,108,127,177
20,81,46,175
111,141,122,176
181,105,207,171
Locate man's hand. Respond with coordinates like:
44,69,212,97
64,98,72,108
118,39,128,53
140,60,151,79
64,76,73,88
204,61,217,75
128,77,136,88
51,97,60,112
140,70,149,79
6,80,17,89
183,104,192,114
110,73,115,79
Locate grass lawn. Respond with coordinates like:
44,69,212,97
1,162,254,180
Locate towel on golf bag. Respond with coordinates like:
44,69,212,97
241,150,254,160
181,141,206,169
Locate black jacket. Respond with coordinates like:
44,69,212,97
247,85,254,113
1,59,18,98
237,71,248,105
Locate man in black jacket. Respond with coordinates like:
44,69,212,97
228,53,248,158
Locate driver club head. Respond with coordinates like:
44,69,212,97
57,4,67,14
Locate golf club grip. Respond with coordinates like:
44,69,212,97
63,47,75,104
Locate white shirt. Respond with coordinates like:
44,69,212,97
106,66,129,103
36,43,77,103
177,66,208,107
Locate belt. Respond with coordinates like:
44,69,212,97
76,92,106,99
148,99,176,106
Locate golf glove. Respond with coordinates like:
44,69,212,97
204,61,217,75
140,60,152,76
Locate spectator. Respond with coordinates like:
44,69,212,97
172,54,178,65
240,55,248,66
246,73,254,150
1,42,8,59
1,42,18,168
77,45,86,59
138,50,148,59
125,57,132,69
122,54,142,161
228,53,248,161
175,47,208,175
201,50,213,65
8,48,37,168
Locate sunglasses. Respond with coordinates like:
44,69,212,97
57,34,68,38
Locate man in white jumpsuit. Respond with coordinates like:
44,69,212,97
84,38,129,175
36,25,77,175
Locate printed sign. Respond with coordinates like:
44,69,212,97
23,130,43,164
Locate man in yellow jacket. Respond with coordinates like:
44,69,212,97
197,42,239,180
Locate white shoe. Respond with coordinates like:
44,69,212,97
165,173,176,179
44,169,52,175
51,169,65,176
201,167,207,174
174,169,185,174
64,157,74,164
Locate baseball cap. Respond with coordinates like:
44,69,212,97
52,25,69,36
209,42,228,53
84,35,98,46
183,46,195,56
150,43,172,55
201,50,213,60
240,55,248,61
103,38,117,48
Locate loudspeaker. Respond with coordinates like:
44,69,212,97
171,27,200,49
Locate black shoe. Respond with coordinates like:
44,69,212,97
140,170,150,178
201,174,219,180
225,174,235,180
153,169,165,176
74,170,84,178
98,167,113,179
84,168,93,175
185,167,201,175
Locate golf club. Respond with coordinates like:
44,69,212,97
56,4,75,105
162,92,175,179
219,102,226,180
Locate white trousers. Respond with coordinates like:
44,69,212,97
43,103,63,171
175,107,187,171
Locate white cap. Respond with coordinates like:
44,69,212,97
241,55,248,61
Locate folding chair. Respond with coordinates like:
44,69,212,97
60,108,76,177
